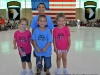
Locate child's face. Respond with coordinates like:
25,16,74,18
38,17,47,28
37,4,46,14
19,21,27,31
57,17,65,26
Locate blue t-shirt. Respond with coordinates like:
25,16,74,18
31,28,53,57
30,15,54,30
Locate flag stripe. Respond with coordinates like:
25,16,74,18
32,13,76,15
32,15,75,17
51,17,76,19
49,8,76,11
50,2,76,4
32,15,75,20
49,6,76,8
52,19,75,20
50,4,76,6
50,0,76,2
32,11,76,13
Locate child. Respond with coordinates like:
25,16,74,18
31,15,53,75
53,13,71,74
30,3,54,33
30,3,54,72
13,18,33,75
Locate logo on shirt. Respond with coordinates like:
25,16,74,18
38,34,46,41
57,33,65,39
18,36,27,42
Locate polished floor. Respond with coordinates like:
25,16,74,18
0,27,100,75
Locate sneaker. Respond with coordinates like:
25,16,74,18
20,70,27,75
28,70,33,75
63,69,69,75
55,69,60,75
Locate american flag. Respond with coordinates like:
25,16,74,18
32,0,76,20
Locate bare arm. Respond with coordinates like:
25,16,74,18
50,30,52,34
13,38,17,49
42,29,52,52
68,37,71,51
32,28,34,34
45,42,51,49
53,38,57,53
31,28,34,47
42,42,52,52
33,40,41,52
30,39,33,45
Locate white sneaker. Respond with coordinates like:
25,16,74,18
28,70,33,75
63,69,69,75
20,70,27,75
55,69,61,75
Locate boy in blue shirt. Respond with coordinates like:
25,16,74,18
30,3,54,33
31,15,53,75
30,3,54,72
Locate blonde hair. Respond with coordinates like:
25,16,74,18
56,12,66,21
19,18,28,25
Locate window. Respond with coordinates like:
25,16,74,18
0,0,6,9
0,0,31,9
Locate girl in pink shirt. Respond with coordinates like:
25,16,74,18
53,13,71,75
13,18,33,75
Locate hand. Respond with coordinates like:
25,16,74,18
67,47,70,52
67,49,69,52
14,45,17,49
42,48,46,52
36,48,41,52
54,48,57,53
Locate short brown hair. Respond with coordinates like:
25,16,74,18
38,14,47,21
37,3,46,9
19,18,28,25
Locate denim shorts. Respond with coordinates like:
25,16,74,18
36,56,51,69
20,53,31,62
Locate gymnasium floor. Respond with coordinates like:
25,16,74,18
0,27,100,75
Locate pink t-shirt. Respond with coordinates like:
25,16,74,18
14,30,32,54
53,26,70,50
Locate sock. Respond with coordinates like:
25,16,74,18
23,69,26,71
57,68,60,70
64,68,67,70
29,69,32,71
